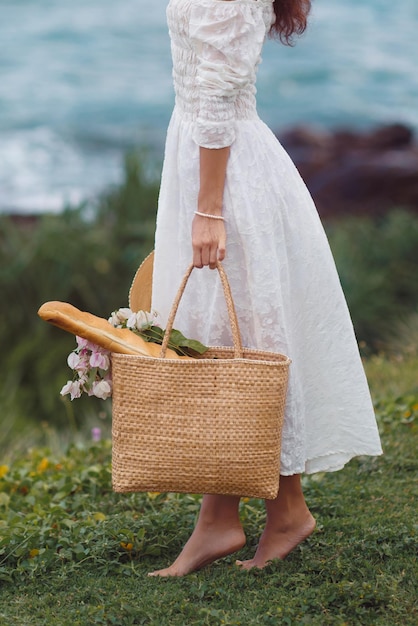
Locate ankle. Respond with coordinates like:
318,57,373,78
265,508,314,533
198,495,241,528
197,516,243,534
264,485,314,532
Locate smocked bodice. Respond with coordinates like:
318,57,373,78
167,0,274,148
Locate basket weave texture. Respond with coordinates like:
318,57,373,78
111,263,290,499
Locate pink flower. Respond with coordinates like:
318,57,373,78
67,351,90,374
76,336,100,352
62,306,168,403
91,427,102,442
89,350,110,370
76,336,89,349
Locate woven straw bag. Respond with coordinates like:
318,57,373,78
111,262,291,499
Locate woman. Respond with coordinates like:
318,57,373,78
149,0,382,576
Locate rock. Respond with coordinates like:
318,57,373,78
277,123,418,219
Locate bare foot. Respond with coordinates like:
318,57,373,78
148,525,246,577
236,513,316,570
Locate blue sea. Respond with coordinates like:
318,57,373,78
1,0,417,213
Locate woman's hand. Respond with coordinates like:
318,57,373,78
192,213,226,269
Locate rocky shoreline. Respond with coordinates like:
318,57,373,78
5,123,418,224
277,123,418,219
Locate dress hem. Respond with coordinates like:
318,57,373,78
280,448,383,477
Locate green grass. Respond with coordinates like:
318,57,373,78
0,358,417,625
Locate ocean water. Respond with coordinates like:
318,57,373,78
1,0,417,213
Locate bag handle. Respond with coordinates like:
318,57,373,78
160,261,244,359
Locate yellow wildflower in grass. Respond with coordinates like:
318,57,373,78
93,512,106,522
404,410,412,418
147,492,160,500
120,542,133,551
0,465,8,479
29,549,40,558
37,458,49,473
412,403,418,411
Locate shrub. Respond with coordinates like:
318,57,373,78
325,210,418,350
0,153,158,439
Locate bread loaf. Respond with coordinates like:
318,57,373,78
38,301,187,359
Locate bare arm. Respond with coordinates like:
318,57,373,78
192,146,229,269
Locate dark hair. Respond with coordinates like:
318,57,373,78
270,0,312,45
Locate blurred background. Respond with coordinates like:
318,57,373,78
1,0,417,456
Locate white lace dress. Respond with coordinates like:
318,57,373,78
152,0,382,475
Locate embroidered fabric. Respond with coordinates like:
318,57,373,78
152,0,383,475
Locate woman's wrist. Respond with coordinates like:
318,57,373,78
197,194,223,216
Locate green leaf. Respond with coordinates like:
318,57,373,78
137,325,208,357
168,329,208,355
140,326,165,344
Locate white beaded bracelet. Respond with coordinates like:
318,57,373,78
194,211,225,221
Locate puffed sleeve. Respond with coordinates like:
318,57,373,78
189,0,269,149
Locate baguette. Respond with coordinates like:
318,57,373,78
38,301,187,359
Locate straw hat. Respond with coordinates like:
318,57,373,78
129,250,154,313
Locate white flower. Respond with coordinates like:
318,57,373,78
60,380,82,400
108,312,118,326
137,310,154,328
60,381,73,396
108,312,120,327
67,351,80,370
108,307,132,328
127,310,153,331
91,380,112,400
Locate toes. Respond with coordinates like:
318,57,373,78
148,569,171,577
235,558,266,571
